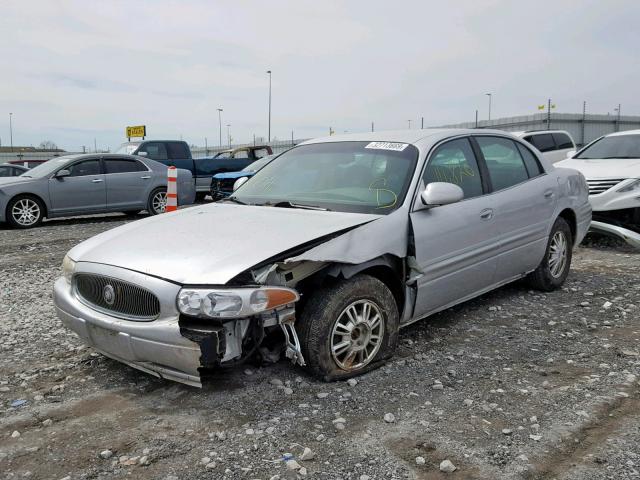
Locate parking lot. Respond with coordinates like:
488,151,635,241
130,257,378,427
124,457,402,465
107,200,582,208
0,213,637,480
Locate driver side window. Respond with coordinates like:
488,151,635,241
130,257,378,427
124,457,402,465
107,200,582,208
68,159,101,177
423,138,483,199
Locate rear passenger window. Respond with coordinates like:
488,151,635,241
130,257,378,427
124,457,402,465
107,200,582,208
166,142,190,159
105,158,147,174
233,150,249,159
476,137,529,191
516,144,543,177
423,138,483,199
552,133,574,149
528,134,556,152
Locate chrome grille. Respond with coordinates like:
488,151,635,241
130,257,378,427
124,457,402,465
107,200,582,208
586,179,624,195
74,273,160,320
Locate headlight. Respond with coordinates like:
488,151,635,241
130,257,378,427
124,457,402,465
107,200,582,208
62,255,76,284
177,287,299,319
618,179,640,193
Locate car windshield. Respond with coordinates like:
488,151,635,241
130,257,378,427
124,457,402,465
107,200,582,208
232,141,418,214
19,157,73,178
576,134,640,159
242,156,273,172
115,142,141,155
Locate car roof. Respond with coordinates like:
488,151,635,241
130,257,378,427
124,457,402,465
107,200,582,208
511,130,571,137
607,129,640,137
300,128,516,147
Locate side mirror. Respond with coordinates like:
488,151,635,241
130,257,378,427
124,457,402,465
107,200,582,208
55,169,71,178
420,182,464,207
233,176,249,191
566,150,576,159
137,151,148,157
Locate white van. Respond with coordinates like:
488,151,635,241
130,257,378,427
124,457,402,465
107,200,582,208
512,130,576,164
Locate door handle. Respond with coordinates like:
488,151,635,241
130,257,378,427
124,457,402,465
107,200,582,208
480,208,494,220
140,176,151,179
91,179,103,183
544,189,554,198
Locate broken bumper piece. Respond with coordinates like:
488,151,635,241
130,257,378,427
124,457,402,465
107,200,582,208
590,221,640,249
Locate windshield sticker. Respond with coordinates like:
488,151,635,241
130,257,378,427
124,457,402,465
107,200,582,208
365,142,409,152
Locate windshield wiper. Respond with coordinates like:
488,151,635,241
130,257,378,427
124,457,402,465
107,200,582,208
223,196,247,205
263,200,330,211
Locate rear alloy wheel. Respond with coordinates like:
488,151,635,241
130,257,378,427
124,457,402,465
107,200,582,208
7,196,44,229
298,274,399,380
148,188,167,215
528,217,573,291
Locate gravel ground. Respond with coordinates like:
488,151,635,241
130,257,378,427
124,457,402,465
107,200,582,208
1,213,640,480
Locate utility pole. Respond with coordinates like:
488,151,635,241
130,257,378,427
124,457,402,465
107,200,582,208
485,93,492,121
475,109,479,128
407,119,411,129
615,103,622,132
547,98,552,130
371,121,374,132
253,133,256,146
291,130,294,146
94,138,97,153
266,70,272,142
217,108,223,147
581,101,586,146
9,113,13,152
226,124,231,148
421,117,424,129
205,137,208,156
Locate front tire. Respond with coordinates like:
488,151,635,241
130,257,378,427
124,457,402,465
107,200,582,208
297,274,399,381
528,217,573,291
147,188,167,215
7,195,45,229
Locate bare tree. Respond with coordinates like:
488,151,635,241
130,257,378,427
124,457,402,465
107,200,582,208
38,140,58,150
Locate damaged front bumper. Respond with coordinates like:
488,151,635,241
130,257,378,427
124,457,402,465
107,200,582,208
590,208,640,248
53,263,305,387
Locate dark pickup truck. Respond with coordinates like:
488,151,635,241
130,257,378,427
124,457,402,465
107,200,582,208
115,141,272,199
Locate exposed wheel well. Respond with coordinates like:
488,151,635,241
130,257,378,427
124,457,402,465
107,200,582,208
558,208,577,243
6,193,48,218
358,265,405,316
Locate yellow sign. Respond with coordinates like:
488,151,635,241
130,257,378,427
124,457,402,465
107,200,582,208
126,125,146,138
538,105,545,110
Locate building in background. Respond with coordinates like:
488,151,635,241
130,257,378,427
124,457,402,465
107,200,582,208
436,112,640,147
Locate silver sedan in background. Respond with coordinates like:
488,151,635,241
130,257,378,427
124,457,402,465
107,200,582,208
0,154,195,228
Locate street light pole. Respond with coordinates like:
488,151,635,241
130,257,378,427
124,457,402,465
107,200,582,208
217,108,223,147
266,70,272,142
485,93,492,121
9,113,13,152
226,124,231,148
407,119,411,129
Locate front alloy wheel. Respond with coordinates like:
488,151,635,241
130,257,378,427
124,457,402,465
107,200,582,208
298,274,399,380
7,196,44,228
331,300,384,371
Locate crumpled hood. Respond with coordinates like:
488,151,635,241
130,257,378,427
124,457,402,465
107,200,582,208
556,158,640,179
68,203,379,285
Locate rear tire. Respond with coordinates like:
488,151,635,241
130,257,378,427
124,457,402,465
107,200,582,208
147,188,167,215
528,217,573,291
297,274,399,381
6,195,45,229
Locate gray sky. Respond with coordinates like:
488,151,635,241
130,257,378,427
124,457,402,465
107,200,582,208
1,0,639,151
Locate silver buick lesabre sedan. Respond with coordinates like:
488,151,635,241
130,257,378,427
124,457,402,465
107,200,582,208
54,129,591,387
0,153,195,228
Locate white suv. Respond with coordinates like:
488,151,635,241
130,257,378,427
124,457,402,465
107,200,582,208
556,129,640,248
512,130,576,164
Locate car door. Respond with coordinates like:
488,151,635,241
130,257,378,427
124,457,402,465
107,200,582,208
410,137,499,318
104,157,152,210
473,135,557,280
0,166,11,177
48,158,106,214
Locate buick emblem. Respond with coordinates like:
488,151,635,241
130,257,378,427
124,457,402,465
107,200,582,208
103,284,116,306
